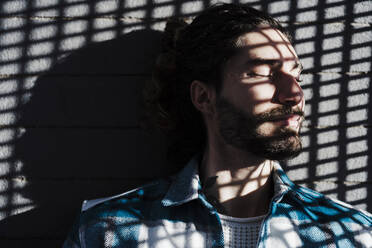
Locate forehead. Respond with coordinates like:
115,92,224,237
234,27,297,61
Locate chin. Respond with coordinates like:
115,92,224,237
244,127,303,161
260,134,303,161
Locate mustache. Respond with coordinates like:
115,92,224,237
254,106,305,123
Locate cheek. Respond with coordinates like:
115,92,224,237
222,76,276,114
244,84,276,115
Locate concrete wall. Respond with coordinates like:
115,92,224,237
0,0,370,247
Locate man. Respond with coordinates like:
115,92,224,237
64,3,372,247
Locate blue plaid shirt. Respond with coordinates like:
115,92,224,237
63,156,372,247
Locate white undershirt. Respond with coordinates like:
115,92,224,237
218,213,265,248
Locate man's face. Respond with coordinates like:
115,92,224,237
215,26,305,160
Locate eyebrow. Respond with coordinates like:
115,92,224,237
246,58,303,72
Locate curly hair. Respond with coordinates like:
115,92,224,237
143,3,290,167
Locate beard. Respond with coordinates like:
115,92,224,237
215,96,304,161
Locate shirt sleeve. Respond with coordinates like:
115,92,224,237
62,215,82,248
62,237,81,248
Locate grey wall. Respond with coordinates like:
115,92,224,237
0,0,371,247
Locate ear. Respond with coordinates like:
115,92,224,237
190,80,216,116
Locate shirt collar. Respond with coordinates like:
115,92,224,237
161,155,201,207
161,155,294,207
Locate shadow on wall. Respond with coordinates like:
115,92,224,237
0,1,371,247
0,30,170,245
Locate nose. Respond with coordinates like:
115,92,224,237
274,72,304,106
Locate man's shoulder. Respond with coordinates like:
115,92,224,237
288,183,372,226
63,177,177,247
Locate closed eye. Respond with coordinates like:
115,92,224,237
245,72,272,78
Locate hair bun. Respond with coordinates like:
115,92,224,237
162,17,188,53
155,18,188,72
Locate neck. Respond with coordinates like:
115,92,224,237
200,143,274,218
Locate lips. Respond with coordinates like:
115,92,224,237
271,114,301,127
